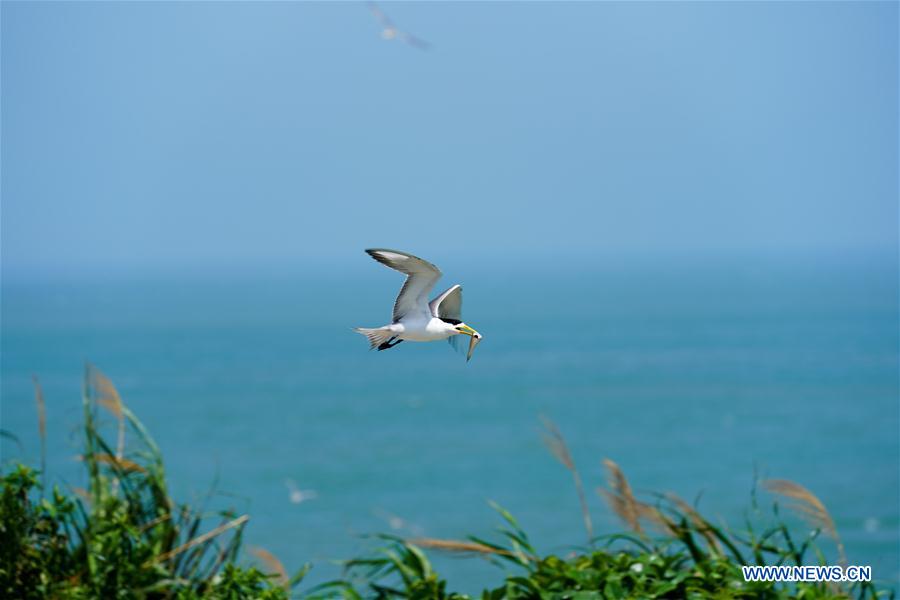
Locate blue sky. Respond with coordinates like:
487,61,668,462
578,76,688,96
2,1,897,279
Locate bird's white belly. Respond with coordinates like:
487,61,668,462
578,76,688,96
396,317,453,342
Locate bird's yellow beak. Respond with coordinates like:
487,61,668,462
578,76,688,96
457,324,479,338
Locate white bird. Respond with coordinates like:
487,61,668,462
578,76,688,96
372,508,425,536
284,479,318,505
355,249,482,361
367,1,431,50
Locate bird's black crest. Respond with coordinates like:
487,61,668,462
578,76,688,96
440,317,462,326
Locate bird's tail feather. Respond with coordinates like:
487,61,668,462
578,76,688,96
354,327,394,350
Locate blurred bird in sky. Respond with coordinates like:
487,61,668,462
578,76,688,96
354,249,482,361
372,508,424,536
284,479,318,505
367,1,431,50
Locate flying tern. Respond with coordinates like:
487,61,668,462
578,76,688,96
367,1,431,50
355,249,482,361
284,479,318,505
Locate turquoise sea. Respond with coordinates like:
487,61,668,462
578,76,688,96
1,256,898,591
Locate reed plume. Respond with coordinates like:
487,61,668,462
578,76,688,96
146,514,250,566
406,538,513,557
32,376,46,490
763,479,846,566
666,493,722,553
540,416,593,543
78,453,147,474
250,546,289,590
89,365,125,460
71,486,91,505
597,459,675,535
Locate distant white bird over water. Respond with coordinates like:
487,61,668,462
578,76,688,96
284,479,317,505
355,249,483,361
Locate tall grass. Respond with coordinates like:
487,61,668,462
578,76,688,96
764,479,847,567
323,421,894,600
3,373,894,599
1,364,306,598
31,376,46,492
540,416,593,543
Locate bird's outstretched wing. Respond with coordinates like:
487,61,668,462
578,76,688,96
429,284,462,321
367,1,431,50
366,249,442,322
431,285,467,353
398,32,431,50
367,1,394,30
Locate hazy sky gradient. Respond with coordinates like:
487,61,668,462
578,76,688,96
3,1,897,279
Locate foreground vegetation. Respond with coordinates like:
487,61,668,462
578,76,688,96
1,366,309,598
0,367,894,598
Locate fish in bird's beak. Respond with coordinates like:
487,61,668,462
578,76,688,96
466,334,481,362
456,324,482,362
